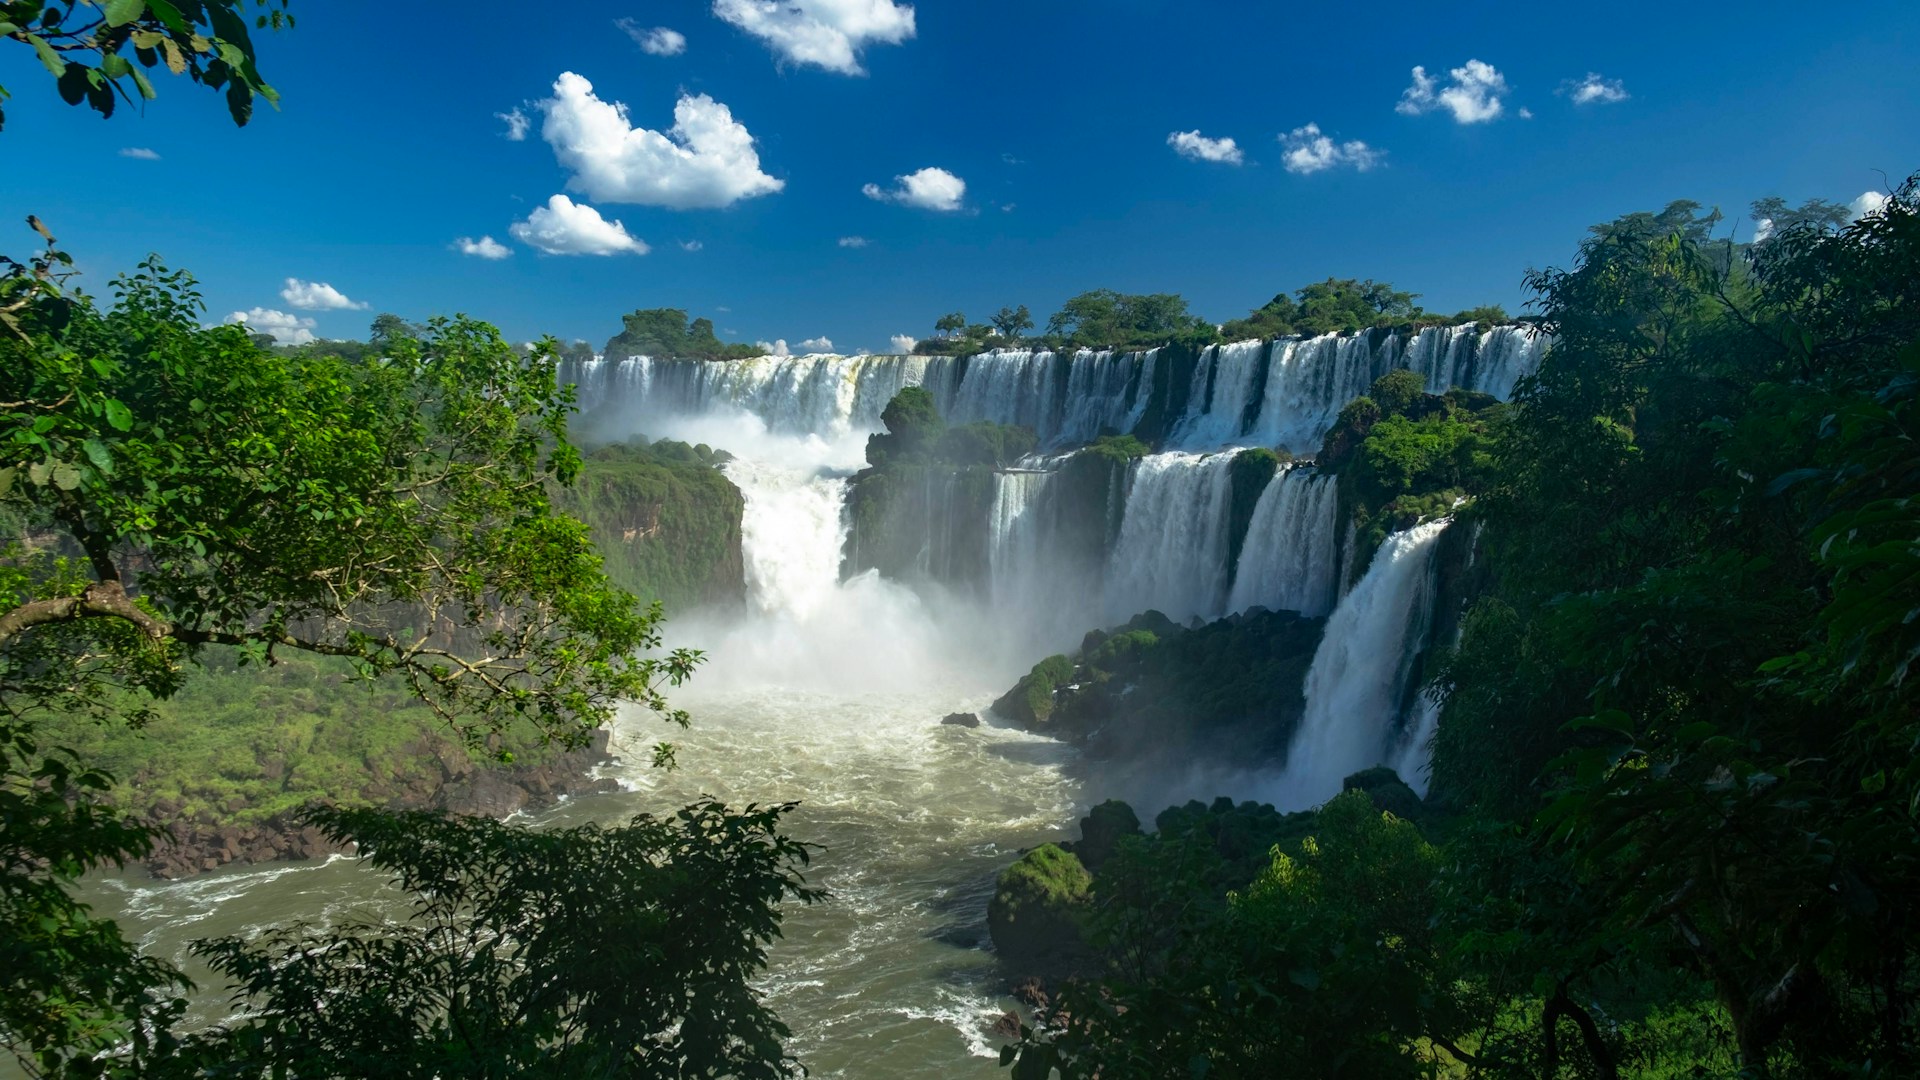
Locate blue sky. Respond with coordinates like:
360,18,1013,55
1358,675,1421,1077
2,0,1916,352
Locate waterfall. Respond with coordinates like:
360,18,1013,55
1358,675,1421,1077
987,470,1053,611
1170,340,1268,450
725,457,851,619
938,349,1066,439
1102,452,1239,624
1387,690,1442,799
1055,349,1158,448
1469,325,1548,400
1224,466,1341,617
1278,518,1449,808
571,353,931,440
1244,334,1382,453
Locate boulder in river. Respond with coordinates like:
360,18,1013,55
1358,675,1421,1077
940,711,980,728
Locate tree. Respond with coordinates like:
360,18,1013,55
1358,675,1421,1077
604,308,763,362
1,241,721,1072
173,802,820,1079
934,311,966,337
1045,290,1212,348
0,0,293,131
991,304,1033,340
368,310,421,345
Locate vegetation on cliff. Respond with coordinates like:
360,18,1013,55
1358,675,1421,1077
603,307,765,361
556,438,747,610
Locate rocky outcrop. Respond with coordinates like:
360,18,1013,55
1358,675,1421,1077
940,711,980,728
142,730,619,879
991,606,1325,767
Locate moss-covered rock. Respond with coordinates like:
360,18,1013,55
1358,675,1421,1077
988,843,1094,974
992,653,1075,726
1068,799,1141,872
993,608,1325,767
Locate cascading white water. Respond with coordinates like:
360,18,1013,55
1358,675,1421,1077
1169,340,1268,450
1055,349,1157,449
728,457,850,620
1387,690,1443,799
1224,466,1341,618
987,470,1053,611
1244,334,1381,453
1102,452,1239,624
1276,518,1449,809
939,350,1066,439
573,353,931,441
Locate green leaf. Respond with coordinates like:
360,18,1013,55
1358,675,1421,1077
25,33,66,76
104,399,133,431
27,460,51,486
82,438,114,475
100,53,133,79
145,0,188,33
128,66,155,99
103,0,146,27
51,462,81,491
0,466,15,498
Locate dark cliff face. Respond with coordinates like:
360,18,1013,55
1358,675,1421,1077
143,731,620,879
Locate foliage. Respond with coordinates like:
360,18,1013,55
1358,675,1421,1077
1078,434,1151,465
0,0,291,131
994,653,1074,726
1044,289,1215,349
1221,277,1426,341
865,386,946,466
992,304,1035,340
603,308,764,362
0,239,714,1072
1432,177,1920,1072
934,311,966,337
170,801,820,1079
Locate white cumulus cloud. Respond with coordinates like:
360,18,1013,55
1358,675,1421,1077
119,147,160,160
680,239,704,252
510,194,650,256
714,0,914,75
862,167,965,212
838,235,870,248
537,72,783,210
1562,73,1629,105
1851,190,1889,219
455,235,512,259
889,333,917,354
1280,124,1383,175
225,308,316,345
618,19,687,56
1166,130,1244,165
797,336,833,352
279,278,367,311
498,107,530,141
1397,59,1509,124
757,338,791,357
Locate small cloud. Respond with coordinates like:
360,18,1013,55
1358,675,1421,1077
119,147,160,160
757,338,791,357
1561,73,1628,106
497,107,530,141
1397,59,1509,124
509,194,650,256
838,235,870,248
225,307,316,345
680,239,704,252
536,72,783,210
454,235,513,259
1280,124,1383,175
798,336,833,352
1851,190,1889,219
715,0,914,75
863,167,966,212
617,18,686,56
1518,106,1535,119
1001,153,1024,165
1166,130,1244,165
280,278,368,311
889,333,917,353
